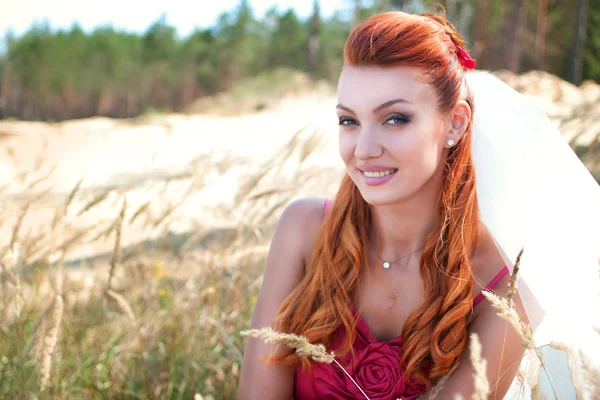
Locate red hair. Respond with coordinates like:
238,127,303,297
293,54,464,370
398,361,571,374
271,11,478,388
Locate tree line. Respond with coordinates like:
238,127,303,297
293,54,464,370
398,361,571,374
0,0,597,121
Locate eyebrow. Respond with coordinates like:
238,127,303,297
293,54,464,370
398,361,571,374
336,98,412,115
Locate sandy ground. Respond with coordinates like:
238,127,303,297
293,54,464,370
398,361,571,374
0,70,598,265
0,94,344,264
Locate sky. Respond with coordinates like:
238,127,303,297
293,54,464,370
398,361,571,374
0,0,347,39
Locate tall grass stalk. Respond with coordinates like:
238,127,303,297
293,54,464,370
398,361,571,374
241,327,371,400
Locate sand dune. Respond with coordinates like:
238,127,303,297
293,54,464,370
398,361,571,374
0,70,597,264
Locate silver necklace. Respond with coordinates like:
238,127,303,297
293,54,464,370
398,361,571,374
375,243,425,269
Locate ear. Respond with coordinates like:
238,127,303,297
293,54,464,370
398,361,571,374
446,99,472,144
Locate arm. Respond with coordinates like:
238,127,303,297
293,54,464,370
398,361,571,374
238,199,324,400
424,227,530,399
424,288,528,399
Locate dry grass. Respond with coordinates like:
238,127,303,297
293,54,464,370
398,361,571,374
39,295,63,390
482,291,536,351
0,123,326,399
105,197,126,293
506,248,523,308
470,333,490,400
0,115,598,400
240,327,371,399
241,328,334,364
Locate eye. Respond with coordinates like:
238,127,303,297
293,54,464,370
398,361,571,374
384,114,410,125
338,116,358,126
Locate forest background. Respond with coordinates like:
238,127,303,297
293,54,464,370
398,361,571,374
0,0,597,121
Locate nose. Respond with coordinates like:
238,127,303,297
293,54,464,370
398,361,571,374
354,127,383,160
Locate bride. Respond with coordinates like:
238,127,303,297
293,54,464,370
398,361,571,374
239,10,600,400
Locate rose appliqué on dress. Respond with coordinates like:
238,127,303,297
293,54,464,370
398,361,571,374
339,337,425,400
294,309,427,400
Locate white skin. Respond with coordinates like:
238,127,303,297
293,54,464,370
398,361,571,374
336,64,469,260
238,64,526,399
335,65,472,341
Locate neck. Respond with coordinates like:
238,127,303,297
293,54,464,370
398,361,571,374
369,178,442,264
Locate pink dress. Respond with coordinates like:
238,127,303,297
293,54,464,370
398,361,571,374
293,199,509,400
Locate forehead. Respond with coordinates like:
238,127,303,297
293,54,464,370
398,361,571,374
337,65,436,110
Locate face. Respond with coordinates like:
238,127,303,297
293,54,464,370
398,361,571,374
336,65,454,205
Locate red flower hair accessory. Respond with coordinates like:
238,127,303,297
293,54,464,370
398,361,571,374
454,44,476,70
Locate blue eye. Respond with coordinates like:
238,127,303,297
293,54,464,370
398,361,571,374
339,117,358,126
384,114,409,125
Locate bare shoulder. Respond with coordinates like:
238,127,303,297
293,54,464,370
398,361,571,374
471,222,510,299
278,198,329,264
257,197,328,306
256,197,326,291
471,222,530,324
238,198,329,398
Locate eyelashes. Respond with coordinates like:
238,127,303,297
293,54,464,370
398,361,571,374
338,116,358,126
338,114,410,126
384,114,410,125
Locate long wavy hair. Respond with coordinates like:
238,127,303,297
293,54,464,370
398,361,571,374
270,11,478,388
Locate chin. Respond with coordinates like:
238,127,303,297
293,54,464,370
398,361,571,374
359,191,406,206
353,180,406,205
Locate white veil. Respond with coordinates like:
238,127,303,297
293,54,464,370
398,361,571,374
467,71,600,398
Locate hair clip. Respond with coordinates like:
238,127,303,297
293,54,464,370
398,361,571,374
454,44,476,70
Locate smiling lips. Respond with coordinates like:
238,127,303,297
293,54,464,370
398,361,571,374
358,166,398,185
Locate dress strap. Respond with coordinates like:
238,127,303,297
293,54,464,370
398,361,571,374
322,199,331,217
473,265,510,307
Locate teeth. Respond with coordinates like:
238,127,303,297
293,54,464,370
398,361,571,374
363,169,396,178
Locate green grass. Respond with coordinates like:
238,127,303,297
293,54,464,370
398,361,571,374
0,247,264,399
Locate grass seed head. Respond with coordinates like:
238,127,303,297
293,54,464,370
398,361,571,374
241,327,333,364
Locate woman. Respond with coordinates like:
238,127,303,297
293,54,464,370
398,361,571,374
239,10,592,400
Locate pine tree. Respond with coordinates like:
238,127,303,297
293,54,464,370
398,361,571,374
308,0,321,79
570,0,590,84
583,0,600,81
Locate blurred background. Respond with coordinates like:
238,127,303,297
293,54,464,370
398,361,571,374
0,1,599,399
0,0,598,120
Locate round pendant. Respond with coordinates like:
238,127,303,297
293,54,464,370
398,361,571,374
383,261,391,269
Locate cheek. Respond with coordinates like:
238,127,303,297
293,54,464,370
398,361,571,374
392,130,441,173
385,132,420,161
338,132,355,165
405,137,443,176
